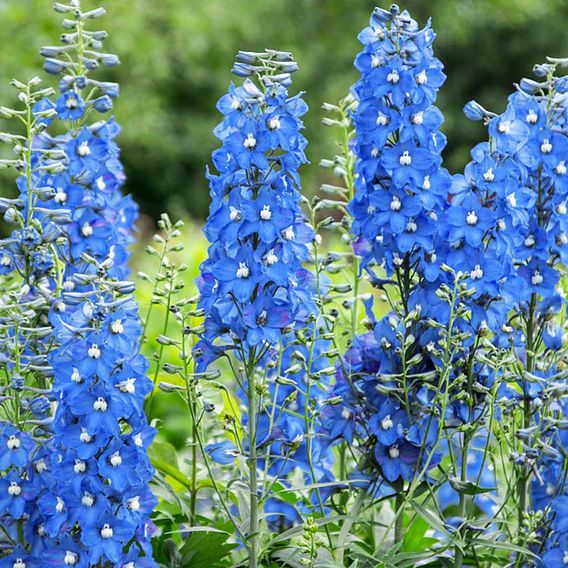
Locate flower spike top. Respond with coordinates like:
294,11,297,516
196,49,316,369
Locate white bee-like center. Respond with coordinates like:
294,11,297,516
71,368,82,383
381,415,393,430
411,112,424,125
110,451,122,467
541,138,553,154
128,496,141,511
64,551,78,565
35,459,47,473
8,481,21,496
471,265,484,280
88,344,101,359
387,70,400,84
283,227,295,240
118,378,136,394
399,150,412,166
531,271,543,286
376,113,389,126
524,235,535,247
260,205,272,220
111,320,124,334
243,133,257,149
483,168,495,182
54,189,67,204
100,524,114,539
12,560,26,568
497,121,511,134
556,161,567,175
7,435,20,450
236,262,250,279
389,445,400,459
81,223,93,237
82,492,94,507
0,255,11,267
229,206,241,221
55,497,65,513
422,175,431,190
74,460,86,474
96,176,106,190
371,54,381,68
93,397,108,412
268,116,281,130
416,70,427,84
390,196,402,211
79,429,92,443
406,218,417,233
558,203,567,215
77,141,91,157
264,249,278,266
466,211,478,225
526,110,538,124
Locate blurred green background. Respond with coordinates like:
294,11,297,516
1,0,568,221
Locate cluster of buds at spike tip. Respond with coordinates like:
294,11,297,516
232,49,299,86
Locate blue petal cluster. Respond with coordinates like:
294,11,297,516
196,63,315,368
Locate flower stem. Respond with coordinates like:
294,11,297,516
394,491,405,547
247,357,259,568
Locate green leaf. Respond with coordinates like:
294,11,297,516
402,515,439,552
448,477,495,495
179,530,237,567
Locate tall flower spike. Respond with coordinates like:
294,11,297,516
196,49,315,368
9,2,158,565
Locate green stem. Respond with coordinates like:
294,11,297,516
247,356,259,568
394,492,405,547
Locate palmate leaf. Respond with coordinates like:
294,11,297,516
179,530,237,567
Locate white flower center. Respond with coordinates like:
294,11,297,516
88,344,101,359
411,112,424,125
524,235,535,247
497,121,511,134
563,551,568,565
471,264,483,280
81,222,93,237
541,138,553,154
71,368,82,383
117,378,136,394
82,492,94,507
371,146,379,158
7,435,20,450
55,496,65,513
531,270,543,286
371,54,381,68
110,451,122,467
111,320,123,334
380,415,393,430
387,70,400,84
96,176,106,190
422,175,431,190
79,429,92,443
260,205,272,220
268,116,281,130
558,203,567,215
236,262,250,279
557,233,568,245
507,193,517,207
100,523,114,539
64,551,78,565
389,445,400,459
283,226,295,240
74,459,86,474
54,189,67,204
556,161,567,175
133,433,143,447
483,168,495,182
264,249,278,265
466,210,478,225
405,218,417,233
376,112,389,126
127,496,141,511
416,70,427,84
243,133,257,149
390,196,402,211
229,206,241,221
93,397,108,412
8,481,21,496
35,459,47,473
399,150,412,166
77,141,91,156
526,110,538,124
0,255,11,267
12,560,26,568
